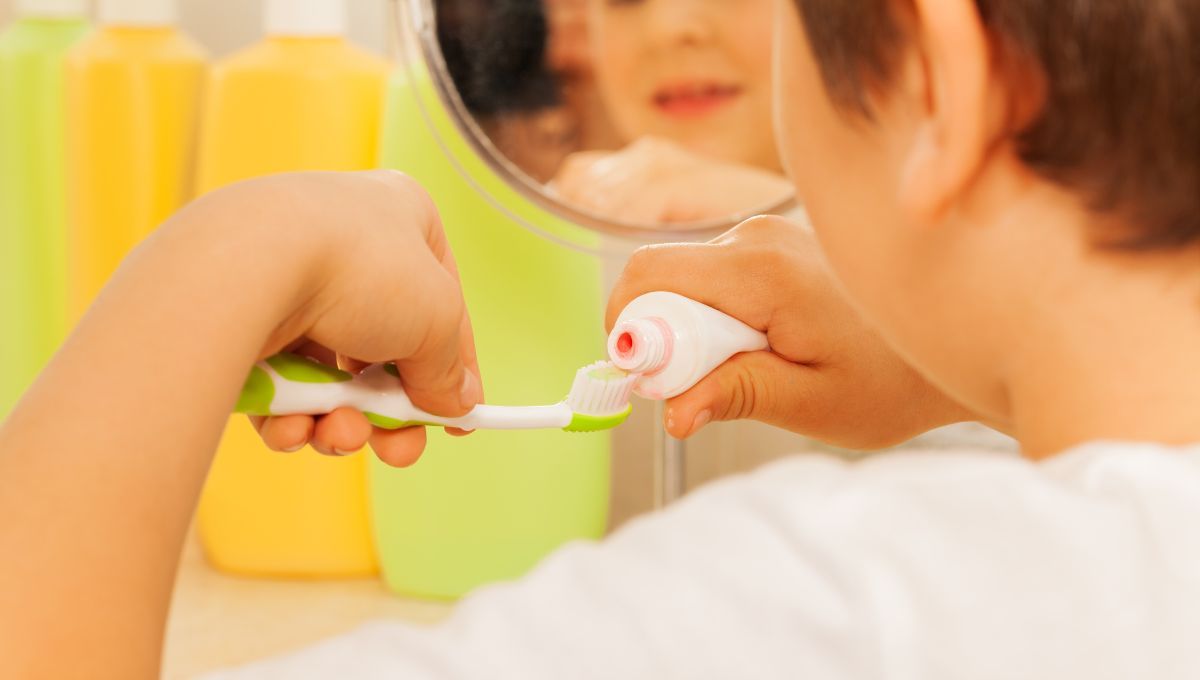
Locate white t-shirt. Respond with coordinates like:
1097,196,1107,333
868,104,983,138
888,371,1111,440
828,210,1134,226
208,442,1200,679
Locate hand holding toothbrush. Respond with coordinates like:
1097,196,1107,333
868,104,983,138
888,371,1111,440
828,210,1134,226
553,136,794,226
240,170,485,467
0,171,496,675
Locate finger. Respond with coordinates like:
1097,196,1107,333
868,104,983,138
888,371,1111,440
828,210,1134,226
557,151,649,219
606,215,816,332
340,319,482,417
258,414,315,452
337,355,371,374
560,169,625,216
605,230,799,334
310,407,373,456
397,345,476,419
405,191,485,415
369,426,428,468
662,351,819,438
282,339,337,365
605,241,732,331
456,312,483,405
619,191,679,226
577,154,657,219
319,172,478,418
552,151,612,200
337,319,482,406
324,251,472,418
434,225,485,406
387,275,477,421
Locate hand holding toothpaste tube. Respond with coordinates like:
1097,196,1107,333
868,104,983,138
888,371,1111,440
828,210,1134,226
607,215,982,448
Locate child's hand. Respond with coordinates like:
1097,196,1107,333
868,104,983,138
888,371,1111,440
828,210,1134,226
608,216,979,449
551,136,793,226
222,171,483,467
0,170,489,674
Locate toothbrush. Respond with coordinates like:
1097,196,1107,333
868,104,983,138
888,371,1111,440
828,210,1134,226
234,353,638,433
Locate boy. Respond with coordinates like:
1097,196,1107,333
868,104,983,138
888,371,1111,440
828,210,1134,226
3,0,1200,678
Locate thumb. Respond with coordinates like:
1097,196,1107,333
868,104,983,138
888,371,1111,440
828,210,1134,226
391,285,480,419
399,350,479,419
663,351,817,439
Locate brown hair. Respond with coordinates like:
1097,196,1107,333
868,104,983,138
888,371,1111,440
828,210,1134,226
792,0,1200,250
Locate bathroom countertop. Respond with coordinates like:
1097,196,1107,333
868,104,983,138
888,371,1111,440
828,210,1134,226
164,532,454,679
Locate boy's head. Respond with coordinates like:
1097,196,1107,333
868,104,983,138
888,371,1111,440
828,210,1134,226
774,0,1200,421
587,0,781,171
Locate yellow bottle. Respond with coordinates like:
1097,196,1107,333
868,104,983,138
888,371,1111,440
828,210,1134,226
66,0,207,318
194,0,388,577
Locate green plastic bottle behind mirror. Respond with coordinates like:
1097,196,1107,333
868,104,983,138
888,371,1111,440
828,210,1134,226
0,1,90,419
369,11,611,599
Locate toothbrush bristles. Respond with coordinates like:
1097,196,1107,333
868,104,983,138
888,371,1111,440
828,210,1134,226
565,361,638,416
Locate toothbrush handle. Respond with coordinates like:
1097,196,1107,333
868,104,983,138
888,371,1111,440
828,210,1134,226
235,352,360,418
235,353,572,431
442,404,572,431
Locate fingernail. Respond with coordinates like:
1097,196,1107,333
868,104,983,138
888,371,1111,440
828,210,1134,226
283,443,305,453
460,371,481,410
690,410,712,436
334,448,356,457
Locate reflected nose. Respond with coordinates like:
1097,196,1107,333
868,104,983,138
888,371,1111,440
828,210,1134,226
645,0,715,47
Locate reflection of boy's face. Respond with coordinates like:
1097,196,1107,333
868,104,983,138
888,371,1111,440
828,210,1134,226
588,0,781,172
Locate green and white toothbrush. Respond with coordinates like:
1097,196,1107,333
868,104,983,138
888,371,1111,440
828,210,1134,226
234,353,638,433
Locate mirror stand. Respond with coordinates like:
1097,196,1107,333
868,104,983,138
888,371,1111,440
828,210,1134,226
652,400,687,508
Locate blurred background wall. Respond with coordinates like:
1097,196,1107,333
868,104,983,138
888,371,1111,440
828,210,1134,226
0,0,390,56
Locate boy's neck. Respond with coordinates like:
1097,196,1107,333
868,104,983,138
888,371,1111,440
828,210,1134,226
1005,238,1200,460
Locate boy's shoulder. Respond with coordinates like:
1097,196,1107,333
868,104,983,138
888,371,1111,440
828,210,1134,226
740,438,1200,506
682,438,1200,554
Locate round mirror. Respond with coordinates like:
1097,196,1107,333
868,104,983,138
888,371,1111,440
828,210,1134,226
389,0,801,511
396,0,796,248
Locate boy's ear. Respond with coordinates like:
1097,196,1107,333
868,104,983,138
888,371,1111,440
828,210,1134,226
897,0,992,225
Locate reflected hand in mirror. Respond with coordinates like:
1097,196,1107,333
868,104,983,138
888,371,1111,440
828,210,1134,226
551,0,787,225
552,136,793,226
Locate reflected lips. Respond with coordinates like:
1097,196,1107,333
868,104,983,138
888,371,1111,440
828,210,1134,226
653,82,741,118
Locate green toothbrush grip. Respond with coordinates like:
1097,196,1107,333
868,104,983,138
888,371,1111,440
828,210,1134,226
234,353,436,430
234,352,352,417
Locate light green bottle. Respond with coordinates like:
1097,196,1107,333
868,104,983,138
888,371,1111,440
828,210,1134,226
0,0,90,418
371,57,611,598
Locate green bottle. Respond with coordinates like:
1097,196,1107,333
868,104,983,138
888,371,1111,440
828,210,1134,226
0,0,90,418
371,58,611,598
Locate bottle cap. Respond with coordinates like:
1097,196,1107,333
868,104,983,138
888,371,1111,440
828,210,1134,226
14,0,88,18
97,0,176,26
609,318,673,375
265,0,346,36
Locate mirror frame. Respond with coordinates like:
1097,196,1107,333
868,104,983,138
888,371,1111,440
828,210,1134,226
399,0,799,247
